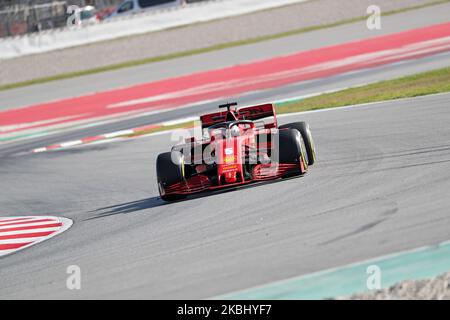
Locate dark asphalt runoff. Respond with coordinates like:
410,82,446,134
0,3,449,299
1,50,450,158
1,93,450,298
1,2,449,157
2,1,449,110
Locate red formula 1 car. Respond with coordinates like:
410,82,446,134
156,102,316,201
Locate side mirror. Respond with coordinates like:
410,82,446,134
185,137,196,144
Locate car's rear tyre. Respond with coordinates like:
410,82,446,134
156,151,186,202
275,129,307,176
279,122,316,165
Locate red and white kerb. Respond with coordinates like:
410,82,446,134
0,216,72,257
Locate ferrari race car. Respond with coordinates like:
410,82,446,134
156,102,316,201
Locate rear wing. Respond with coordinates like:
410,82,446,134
238,103,277,128
200,103,277,129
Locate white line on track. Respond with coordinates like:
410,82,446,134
0,220,62,230
0,216,73,258
0,227,62,236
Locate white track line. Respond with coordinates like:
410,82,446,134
0,227,62,236
0,237,43,244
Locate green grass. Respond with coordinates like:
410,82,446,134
1,0,449,92
118,67,450,139
275,67,450,114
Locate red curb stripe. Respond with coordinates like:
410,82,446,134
132,124,162,132
0,231,55,240
32,123,166,153
0,217,33,225
0,223,62,233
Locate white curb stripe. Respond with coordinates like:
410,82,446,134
161,116,199,126
0,217,33,225
0,227,62,236
0,216,73,257
32,147,49,153
29,90,450,154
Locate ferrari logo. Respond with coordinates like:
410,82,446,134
224,155,236,163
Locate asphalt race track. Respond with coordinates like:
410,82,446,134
2,2,450,110
1,93,450,298
1,2,450,157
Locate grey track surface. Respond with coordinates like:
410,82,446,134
2,1,450,109
1,93,450,299
340,271,450,299
0,0,447,86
